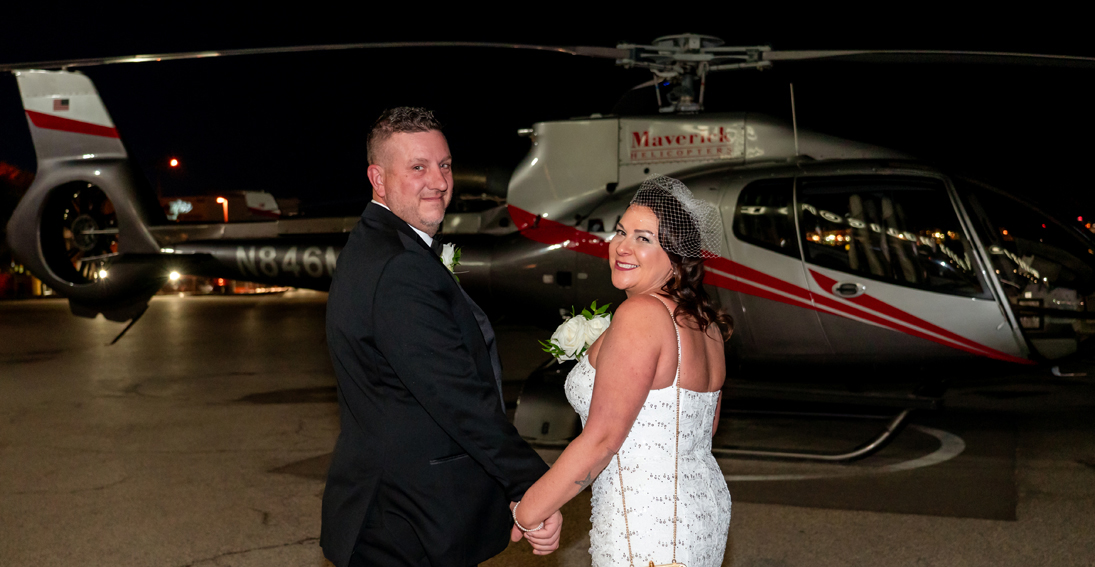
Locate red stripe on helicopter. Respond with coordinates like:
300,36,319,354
707,256,812,301
808,270,1032,364
808,278,1030,363
508,204,1033,364
24,110,120,138
508,206,610,258
704,267,1026,362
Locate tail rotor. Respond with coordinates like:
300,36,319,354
42,181,119,284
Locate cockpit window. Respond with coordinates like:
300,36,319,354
797,176,989,298
733,178,799,259
959,179,1095,359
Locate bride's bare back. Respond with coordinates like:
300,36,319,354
588,294,725,393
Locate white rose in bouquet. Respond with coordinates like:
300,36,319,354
550,317,588,361
539,301,613,362
582,315,611,346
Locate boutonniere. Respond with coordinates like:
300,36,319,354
441,243,462,282
539,301,612,362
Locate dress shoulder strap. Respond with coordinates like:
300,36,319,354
651,295,682,387
617,296,683,566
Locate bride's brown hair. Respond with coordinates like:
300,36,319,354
662,253,734,342
628,196,734,341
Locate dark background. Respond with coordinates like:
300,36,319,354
2,7,1094,219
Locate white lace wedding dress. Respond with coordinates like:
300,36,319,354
564,301,732,567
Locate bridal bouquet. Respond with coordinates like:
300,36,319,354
539,301,612,362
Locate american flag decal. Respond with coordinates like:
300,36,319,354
53,99,69,111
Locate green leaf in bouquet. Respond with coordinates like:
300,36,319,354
538,339,566,358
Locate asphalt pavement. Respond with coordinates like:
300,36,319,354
2,292,1094,566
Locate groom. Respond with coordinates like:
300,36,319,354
321,107,560,567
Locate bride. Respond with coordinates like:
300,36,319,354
512,176,733,566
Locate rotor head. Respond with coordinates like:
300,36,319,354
615,33,771,113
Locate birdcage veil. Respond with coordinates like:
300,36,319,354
629,175,723,259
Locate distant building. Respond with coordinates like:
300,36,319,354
157,274,292,296
0,162,47,300
159,191,300,222
0,262,54,300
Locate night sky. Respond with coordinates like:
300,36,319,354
2,8,1094,219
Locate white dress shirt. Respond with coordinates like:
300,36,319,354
371,200,432,248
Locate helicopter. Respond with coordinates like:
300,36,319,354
6,35,1095,455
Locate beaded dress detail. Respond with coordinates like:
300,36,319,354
564,300,731,567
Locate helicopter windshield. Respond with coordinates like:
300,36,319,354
958,179,1095,360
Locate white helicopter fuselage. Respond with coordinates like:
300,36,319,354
475,112,1093,369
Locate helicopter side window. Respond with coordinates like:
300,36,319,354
798,176,988,298
733,178,799,259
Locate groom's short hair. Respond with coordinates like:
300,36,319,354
367,107,444,166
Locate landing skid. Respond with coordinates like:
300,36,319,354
514,359,942,462
711,408,910,462
712,384,940,462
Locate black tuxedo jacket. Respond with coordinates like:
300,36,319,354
321,204,548,567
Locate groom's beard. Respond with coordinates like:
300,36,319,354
390,193,448,236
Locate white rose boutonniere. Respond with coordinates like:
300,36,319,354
539,301,612,362
441,243,461,282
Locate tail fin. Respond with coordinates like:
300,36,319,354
16,70,128,162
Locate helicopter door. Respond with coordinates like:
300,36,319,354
796,175,1027,363
956,180,1095,360
719,178,832,361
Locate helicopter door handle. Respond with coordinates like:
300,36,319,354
833,282,866,298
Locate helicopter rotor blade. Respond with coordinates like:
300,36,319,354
570,46,632,59
0,42,631,72
762,49,1095,67
629,78,661,91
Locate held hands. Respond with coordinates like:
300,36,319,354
509,502,562,555
526,510,562,555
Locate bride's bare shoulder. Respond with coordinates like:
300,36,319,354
617,295,665,317
593,296,673,367
611,295,673,326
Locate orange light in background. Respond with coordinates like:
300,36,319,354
169,158,179,168
216,197,228,223
1002,230,1009,235
216,278,226,287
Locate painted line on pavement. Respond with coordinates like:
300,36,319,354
722,425,966,482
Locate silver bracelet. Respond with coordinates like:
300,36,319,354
511,501,545,533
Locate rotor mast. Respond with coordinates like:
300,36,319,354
615,34,771,113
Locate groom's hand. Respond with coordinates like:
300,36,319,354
524,510,562,555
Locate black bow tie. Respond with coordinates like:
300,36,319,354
430,238,442,255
